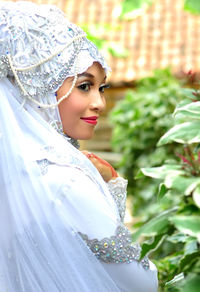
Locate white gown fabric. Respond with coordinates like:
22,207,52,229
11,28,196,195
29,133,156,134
0,78,158,292
0,2,158,291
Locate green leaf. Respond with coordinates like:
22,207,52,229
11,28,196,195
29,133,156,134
167,233,189,244
184,239,198,255
178,88,198,101
180,251,200,271
157,183,168,200
184,0,200,14
158,121,200,146
139,165,184,180
120,0,153,19
165,273,184,287
164,175,200,196
181,274,200,292
107,43,129,58
132,207,178,241
170,216,200,242
135,169,146,179
193,186,200,208
175,101,200,119
140,234,166,258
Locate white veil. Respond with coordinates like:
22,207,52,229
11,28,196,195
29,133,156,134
0,77,120,291
0,3,159,292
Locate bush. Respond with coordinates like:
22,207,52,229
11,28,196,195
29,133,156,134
110,69,200,290
110,68,185,219
137,90,200,291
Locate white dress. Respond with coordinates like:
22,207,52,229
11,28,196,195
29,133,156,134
0,2,158,290
0,79,158,292
37,145,158,292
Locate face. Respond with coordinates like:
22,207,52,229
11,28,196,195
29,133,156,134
56,62,108,140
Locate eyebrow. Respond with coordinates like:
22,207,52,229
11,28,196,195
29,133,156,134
78,72,94,78
77,72,107,81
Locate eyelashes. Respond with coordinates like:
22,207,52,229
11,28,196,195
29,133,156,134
77,82,91,92
77,82,110,93
99,84,110,93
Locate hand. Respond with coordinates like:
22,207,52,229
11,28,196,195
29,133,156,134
82,150,118,182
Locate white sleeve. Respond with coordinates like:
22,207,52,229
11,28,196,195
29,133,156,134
45,164,158,292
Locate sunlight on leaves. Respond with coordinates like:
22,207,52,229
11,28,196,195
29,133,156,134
158,121,200,146
120,0,153,19
170,216,200,242
184,0,200,14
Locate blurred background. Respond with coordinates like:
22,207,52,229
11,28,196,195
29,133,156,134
3,0,200,291
5,0,200,159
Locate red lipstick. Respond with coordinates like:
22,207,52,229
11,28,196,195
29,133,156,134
80,116,98,125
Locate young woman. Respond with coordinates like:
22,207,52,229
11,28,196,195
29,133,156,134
0,1,158,291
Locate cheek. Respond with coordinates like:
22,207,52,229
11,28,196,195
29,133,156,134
58,97,87,121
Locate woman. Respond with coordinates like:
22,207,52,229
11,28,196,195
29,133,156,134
0,1,158,291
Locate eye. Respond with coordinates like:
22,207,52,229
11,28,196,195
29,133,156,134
77,82,91,92
99,84,110,93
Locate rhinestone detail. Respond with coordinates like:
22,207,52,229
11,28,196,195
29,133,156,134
79,224,150,270
107,177,128,222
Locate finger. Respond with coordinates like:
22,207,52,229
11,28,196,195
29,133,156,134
81,150,92,158
87,154,118,178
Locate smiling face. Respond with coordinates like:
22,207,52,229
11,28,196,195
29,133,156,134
56,62,108,140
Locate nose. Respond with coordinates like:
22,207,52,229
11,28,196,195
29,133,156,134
90,91,106,113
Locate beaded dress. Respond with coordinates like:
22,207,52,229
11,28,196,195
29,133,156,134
0,2,158,291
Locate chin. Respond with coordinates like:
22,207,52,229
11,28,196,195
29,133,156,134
63,127,94,140
76,131,94,140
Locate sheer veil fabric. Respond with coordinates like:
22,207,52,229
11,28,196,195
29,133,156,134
0,1,158,291
0,78,120,291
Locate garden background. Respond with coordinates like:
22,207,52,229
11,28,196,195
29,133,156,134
4,0,200,290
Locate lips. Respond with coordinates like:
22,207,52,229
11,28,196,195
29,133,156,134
80,116,98,125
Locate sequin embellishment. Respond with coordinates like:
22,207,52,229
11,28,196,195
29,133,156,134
79,224,149,270
0,2,109,107
36,159,54,175
107,177,127,222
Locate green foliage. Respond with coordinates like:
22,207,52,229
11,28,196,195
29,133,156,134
135,88,200,289
80,24,129,58
120,0,200,19
110,68,185,218
110,69,200,289
120,0,153,19
184,0,200,14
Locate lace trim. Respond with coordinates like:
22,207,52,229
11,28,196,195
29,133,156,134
0,2,109,107
107,177,128,222
36,159,54,175
79,224,149,270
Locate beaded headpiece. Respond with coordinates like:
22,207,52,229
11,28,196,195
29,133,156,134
0,1,109,109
